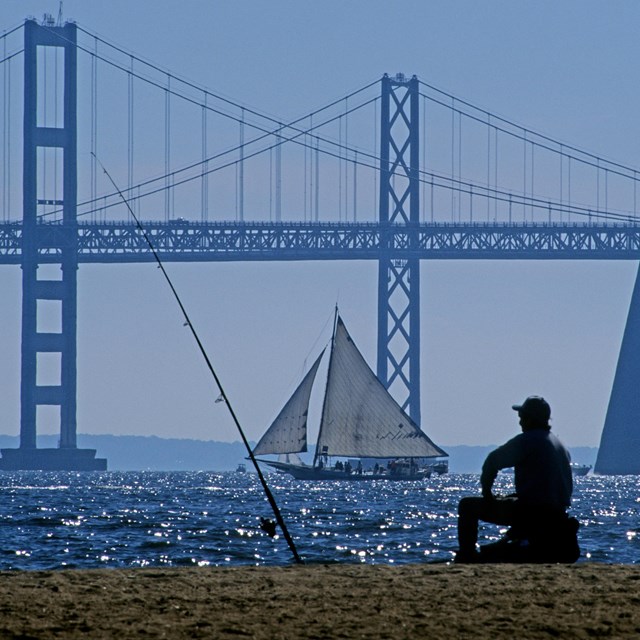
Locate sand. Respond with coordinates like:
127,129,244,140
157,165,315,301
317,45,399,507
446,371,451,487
0,563,638,639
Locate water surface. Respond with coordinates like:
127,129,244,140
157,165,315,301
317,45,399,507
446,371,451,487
0,472,636,569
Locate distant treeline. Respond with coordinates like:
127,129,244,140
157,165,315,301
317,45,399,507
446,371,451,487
0,434,249,472
0,434,598,474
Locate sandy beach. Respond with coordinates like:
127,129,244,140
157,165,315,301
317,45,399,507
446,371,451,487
0,563,638,639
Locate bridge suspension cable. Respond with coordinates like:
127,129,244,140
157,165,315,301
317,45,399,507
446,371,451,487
35,22,385,222
419,82,640,185
418,87,640,227
0,23,24,42
73,23,382,173
64,94,380,221
419,79,640,180
90,35,98,221
201,93,208,221
31,25,374,172
0,25,24,224
23,21,640,227
35,93,640,227
2,44,17,223
50,110,640,226
417,78,640,225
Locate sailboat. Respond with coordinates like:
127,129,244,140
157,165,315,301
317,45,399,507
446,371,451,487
253,311,448,480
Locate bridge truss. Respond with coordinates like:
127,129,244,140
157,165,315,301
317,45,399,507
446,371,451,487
3,221,640,263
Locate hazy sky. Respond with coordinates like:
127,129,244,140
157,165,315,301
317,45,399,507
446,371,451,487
1,1,640,450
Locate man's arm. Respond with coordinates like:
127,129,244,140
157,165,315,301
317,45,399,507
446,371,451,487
480,436,522,498
480,453,499,498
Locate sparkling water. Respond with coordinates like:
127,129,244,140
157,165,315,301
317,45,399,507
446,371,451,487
0,471,636,570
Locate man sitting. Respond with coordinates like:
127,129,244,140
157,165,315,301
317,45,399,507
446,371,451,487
456,396,574,563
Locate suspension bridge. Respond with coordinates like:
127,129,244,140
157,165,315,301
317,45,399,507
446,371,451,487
0,17,639,472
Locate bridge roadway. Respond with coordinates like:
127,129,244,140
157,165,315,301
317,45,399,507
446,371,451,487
2,220,640,263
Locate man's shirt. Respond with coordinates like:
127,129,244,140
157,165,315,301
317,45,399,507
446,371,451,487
481,428,573,509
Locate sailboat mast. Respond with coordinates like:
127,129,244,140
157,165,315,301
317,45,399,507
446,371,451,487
313,305,339,468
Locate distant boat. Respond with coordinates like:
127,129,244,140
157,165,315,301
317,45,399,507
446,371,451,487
253,310,447,481
571,463,591,476
235,463,247,473
428,460,449,475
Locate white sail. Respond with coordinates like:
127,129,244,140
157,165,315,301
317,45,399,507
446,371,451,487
316,318,446,458
253,350,325,456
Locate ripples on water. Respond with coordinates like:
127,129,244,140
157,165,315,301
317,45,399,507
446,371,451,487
0,472,636,570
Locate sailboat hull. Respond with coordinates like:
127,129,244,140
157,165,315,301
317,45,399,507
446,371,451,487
259,459,431,481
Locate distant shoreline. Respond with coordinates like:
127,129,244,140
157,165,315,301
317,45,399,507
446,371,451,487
0,563,637,639
0,434,598,473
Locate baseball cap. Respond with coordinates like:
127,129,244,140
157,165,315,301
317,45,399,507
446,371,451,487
512,396,551,422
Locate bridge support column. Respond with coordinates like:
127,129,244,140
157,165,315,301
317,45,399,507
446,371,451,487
377,74,421,425
0,19,105,471
595,264,640,475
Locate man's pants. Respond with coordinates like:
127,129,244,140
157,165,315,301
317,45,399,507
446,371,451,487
457,495,519,554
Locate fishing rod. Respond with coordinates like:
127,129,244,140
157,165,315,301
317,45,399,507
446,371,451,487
93,154,303,564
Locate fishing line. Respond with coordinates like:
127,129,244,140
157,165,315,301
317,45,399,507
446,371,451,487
92,153,304,565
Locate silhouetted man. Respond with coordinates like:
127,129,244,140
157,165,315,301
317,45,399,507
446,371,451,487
456,396,573,563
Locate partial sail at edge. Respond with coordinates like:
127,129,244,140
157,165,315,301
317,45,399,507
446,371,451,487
252,350,325,456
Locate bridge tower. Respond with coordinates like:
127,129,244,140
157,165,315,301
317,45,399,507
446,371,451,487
595,267,640,474
0,19,105,470
377,74,422,425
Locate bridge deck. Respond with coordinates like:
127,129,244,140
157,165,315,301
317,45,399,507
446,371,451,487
1,221,640,263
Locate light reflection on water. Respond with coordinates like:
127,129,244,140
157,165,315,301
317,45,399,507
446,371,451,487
0,471,636,570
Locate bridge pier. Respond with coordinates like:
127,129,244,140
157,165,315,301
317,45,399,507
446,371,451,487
0,19,105,471
376,74,422,425
595,264,640,475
